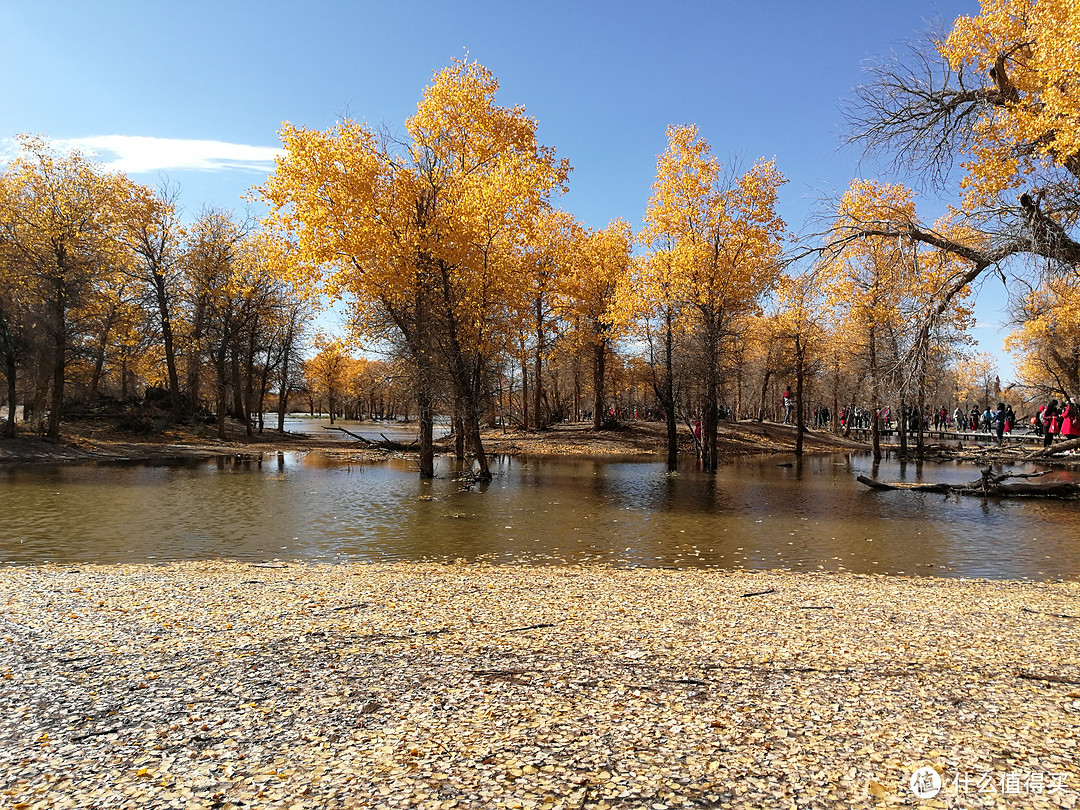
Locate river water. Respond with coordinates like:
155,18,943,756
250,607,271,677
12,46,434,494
2,451,1078,580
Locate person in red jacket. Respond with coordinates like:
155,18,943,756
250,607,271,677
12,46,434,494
1042,399,1060,448
1060,397,1080,439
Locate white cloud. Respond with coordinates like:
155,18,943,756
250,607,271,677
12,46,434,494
39,135,281,175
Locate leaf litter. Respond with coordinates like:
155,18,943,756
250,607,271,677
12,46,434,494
0,561,1078,808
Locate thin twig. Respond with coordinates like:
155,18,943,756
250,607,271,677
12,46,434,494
1017,672,1080,686
1022,607,1080,620
504,623,556,633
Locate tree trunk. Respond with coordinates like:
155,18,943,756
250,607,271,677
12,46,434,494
454,415,465,460
916,355,927,462
898,397,908,458
463,390,491,481
88,316,112,404
592,340,606,430
277,321,295,433
869,325,881,461
702,323,720,472
243,329,257,437
660,314,678,472
757,369,772,422
520,350,529,431
3,356,16,438
152,272,182,416
794,339,805,457
230,348,246,425
47,279,66,441
534,307,545,431
186,297,207,417
416,374,435,479
214,345,228,441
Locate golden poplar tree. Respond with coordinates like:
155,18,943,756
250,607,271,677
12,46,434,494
847,0,1080,315
0,136,131,439
772,271,830,455
1005,280,1080,397
641,125,787,470
823,179,918,459
513,207,575,432
559,219,634,430
262,60,569,480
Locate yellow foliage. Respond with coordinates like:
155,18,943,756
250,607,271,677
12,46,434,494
639,124,787,333
260,59,570,358
1004,278,1080,393
938,0,1080,204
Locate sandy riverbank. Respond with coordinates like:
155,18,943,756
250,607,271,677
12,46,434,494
0,418,870,466
1,562,1078,808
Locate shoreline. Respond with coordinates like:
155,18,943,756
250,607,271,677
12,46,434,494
0,419,876,467
2,561,1078,808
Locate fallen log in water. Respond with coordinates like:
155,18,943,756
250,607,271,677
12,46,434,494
1030,436,1080,458
856,468,1080,499
323,426,416,451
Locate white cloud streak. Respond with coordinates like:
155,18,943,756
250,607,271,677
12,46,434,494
9,135,282,175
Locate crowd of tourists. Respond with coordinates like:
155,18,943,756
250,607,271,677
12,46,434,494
1031,397,1080,447
793,389,1080,447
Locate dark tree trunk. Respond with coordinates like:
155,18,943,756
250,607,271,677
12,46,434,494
701,318,720,472
592,340,606,430
658,314,678,472
186,297,207,417
534,305,545,431
243,326,257,437
47,279,66,441
520,352,529,431
794,338,805,457
898,396,908,458
230,348,246,425
277,321,295,433
151,272,182,415
869,325,881,461
757,369,772,422
214,344,228,441
416,380,435,479
453,396,465,460
3,356,16,438
88,316,112,404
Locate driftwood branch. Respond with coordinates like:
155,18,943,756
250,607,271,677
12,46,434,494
72,727,123,742
1017,671,1080,686
503,623,557,634
1030,437,1080,458
857,469,1080,499
1022,607,1080,620
324,426,414,451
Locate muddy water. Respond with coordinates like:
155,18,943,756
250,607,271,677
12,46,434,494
1,452,1078,579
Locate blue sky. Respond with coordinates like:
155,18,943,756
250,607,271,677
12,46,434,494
4,0,1016,376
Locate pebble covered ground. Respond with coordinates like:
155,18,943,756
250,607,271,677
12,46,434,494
1,561,1078,809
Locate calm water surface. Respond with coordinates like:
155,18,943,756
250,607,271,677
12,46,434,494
1,452,1078,579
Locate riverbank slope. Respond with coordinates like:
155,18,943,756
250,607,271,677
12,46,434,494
0,418,866,465
1,561,1077,808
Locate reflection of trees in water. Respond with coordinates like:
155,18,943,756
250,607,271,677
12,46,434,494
4,452,1080,577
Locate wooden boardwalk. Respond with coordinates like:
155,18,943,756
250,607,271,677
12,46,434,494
845,426,1041,447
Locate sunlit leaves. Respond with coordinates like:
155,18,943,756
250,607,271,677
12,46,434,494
1004,279,1080,395
939,0,1080,204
